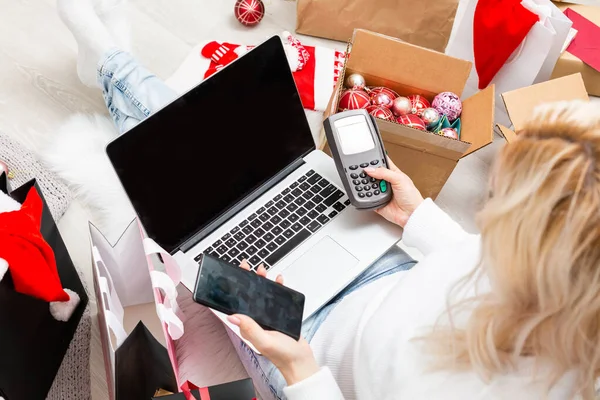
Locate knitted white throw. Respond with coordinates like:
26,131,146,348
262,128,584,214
0,132,71,220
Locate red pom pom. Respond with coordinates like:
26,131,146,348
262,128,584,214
407,95,431,117
397,114,427,130
234,0,265,26
367,105,394,121
338,89,370,111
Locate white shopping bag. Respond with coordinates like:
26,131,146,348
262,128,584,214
91,220,248,398
90,219,184,400
447,0,573,127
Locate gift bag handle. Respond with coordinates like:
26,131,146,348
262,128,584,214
99,276,125,322
150,270,180,313
144,238,182,285
93,246,125,320
156,303,184,340
92,247,117,294
105,309,128,347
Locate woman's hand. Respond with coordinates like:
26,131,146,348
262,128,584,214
227,261,320,386
364,157,424,228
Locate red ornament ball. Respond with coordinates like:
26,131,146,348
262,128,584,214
338,89,370,111
397,114,427,130
391,96,412,116
234,0,265,26
371,92,395,109
368,87,399,99
407,95,431,117
439,127,459,139
367,105,394,121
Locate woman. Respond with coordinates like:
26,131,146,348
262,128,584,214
59,1,600,398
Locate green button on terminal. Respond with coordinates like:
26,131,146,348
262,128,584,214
379,180,388,193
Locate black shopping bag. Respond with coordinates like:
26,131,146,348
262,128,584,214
151,378,257,400
113,322,179,400
0,176,89,400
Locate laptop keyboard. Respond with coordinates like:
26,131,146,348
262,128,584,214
194,170,350,270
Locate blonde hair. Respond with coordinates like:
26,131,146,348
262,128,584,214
425,101,600,398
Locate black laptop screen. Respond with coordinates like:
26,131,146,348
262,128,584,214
106,37,315,253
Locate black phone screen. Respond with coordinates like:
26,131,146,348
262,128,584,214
193,254,305,340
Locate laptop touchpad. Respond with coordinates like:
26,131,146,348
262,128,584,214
282,236,359,306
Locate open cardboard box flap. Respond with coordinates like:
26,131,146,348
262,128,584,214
498,73,589,143
461,85,496,156
348,29,473,98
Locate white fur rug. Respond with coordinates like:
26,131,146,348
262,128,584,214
41,113,135,244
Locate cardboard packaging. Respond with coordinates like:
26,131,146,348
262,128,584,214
551,2,600,96
320,30,495,200
295,0,459,52
497,73,590,143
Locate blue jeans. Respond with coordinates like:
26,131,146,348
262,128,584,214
99,49,417,399
98,49,177,134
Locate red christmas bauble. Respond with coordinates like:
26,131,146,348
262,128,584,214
338,89,370,111
371,92,395,109
407,95,431,117
368,86,399,100
391,96,412,116
366,105,394,121
234,0,265,26
397,114,427,130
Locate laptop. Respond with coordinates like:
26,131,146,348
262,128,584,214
106,36,402,320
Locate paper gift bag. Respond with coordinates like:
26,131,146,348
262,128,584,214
91,219,253,399
446,0,573,126
0,177,89,400
296,0,459,52
90,219,184,400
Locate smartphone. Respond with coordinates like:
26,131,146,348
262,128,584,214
192,254,305,340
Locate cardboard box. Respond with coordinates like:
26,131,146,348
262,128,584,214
551,2,600,96
497,73,589,143
320,30,495,200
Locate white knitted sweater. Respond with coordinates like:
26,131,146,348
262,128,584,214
283,199,578,400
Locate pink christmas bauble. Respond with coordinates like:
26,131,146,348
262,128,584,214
397,114,427,130
366,105,395,121
338,88,370,111
391,96,411,116
234,0,265,26
432,91,462,121
371,92,395,109
439,127,459,139
407,94,431,117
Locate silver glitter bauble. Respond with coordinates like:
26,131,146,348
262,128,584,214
421,108,441,130
344,73,366,90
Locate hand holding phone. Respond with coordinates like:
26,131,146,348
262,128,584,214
193,254,305,340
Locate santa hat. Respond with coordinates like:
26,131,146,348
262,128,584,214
0,188,80,322
170,32,345,112
473,0,538,89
